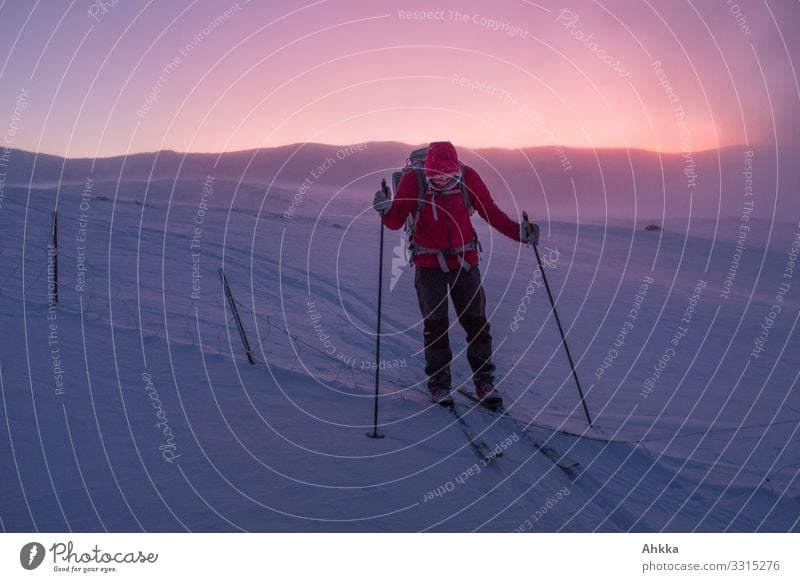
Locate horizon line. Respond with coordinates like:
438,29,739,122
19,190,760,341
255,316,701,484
9,140,767,162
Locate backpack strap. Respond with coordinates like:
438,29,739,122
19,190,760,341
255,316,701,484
401,169,426,267
458,163,480,252
414,241,479,273
458,163,473,215
413,168,426,220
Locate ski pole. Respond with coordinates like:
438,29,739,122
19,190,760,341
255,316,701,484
524,211,593,427
219,268,255,364
50,209,59,304
367,179,390,439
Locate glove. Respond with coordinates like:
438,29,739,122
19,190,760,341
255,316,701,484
373,189,391,214
520,217,539,245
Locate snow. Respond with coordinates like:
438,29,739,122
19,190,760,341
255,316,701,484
0,146,798,532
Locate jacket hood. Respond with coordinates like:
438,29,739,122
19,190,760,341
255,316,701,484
424,141,460,178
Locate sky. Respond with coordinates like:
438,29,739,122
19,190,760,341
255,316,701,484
0,0,798,157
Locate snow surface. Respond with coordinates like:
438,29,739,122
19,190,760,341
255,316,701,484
0,151,799,532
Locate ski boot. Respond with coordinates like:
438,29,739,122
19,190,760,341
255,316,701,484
430,387,454,408
476,384,503,410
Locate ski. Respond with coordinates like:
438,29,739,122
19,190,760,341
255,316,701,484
456,389,579,472
442,403,501,464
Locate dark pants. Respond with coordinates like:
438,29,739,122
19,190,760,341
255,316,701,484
414,266,496,391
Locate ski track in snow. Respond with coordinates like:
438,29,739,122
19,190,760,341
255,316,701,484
0,186,798,532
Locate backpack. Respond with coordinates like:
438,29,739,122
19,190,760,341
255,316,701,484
391,146,480,272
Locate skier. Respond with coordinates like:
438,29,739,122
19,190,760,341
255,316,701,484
373,141,539,408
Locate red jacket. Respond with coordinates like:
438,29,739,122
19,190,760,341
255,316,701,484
382,142,521,270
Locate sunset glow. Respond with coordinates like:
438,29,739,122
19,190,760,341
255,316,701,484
0,0,797,157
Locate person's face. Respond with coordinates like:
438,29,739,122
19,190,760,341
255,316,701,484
430,173,454,188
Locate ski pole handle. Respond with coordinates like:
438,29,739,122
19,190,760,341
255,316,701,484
381,178,390,198
522,211,536,246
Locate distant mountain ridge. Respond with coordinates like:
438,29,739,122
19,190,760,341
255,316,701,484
2,142,797,221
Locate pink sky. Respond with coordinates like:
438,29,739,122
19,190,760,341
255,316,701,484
0,0,797,157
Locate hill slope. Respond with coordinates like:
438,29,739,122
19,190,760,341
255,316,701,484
0,166,798,531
